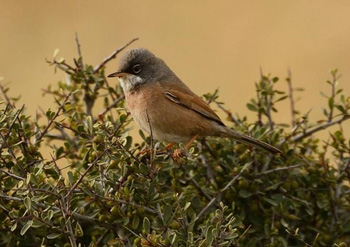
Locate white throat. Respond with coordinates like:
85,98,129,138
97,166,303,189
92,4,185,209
118,74,143,93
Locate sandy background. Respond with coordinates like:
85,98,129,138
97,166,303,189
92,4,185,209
1,1,350,140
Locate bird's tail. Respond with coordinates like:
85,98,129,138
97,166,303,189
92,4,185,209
220,127,282,154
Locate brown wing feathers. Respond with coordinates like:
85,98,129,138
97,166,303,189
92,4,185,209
164,90,225,126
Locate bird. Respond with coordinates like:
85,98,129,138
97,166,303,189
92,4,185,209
108,48,281,154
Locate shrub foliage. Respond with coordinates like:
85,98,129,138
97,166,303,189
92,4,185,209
0,40,350,247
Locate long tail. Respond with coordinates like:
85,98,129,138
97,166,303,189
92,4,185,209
220,127,282,154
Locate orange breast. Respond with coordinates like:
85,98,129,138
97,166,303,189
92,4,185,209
124,82,220,143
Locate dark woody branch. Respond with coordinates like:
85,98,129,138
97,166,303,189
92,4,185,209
93,38,139,73
292,114,350,142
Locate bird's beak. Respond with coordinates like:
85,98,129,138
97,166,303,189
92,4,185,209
107,71,127,78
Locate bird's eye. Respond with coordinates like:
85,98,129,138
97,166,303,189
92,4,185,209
132,64,142,74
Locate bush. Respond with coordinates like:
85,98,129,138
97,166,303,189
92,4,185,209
0,39,350,247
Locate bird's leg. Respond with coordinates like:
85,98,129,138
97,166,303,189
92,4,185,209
165,143,175,150
185,134,198,149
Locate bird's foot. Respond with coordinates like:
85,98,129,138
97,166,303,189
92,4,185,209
172,148,187,163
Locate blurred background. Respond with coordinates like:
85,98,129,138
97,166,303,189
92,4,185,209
1,0,350,138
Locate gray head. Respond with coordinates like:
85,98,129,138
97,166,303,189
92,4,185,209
108,48,177,92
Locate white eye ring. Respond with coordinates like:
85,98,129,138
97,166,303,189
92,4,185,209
133,64,142,74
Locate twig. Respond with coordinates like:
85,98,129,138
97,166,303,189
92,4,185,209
98,95,125,116
286,68,296,127
59,193,77,247
0,84,12,106
0,105,25,151
187,174,213,201
65,147,110,200
196,162,251,220
237,224,251,243
93,193,156,214
0,193,119,231
0,133,26,176
216,103,241,126
36,91,73,142
145,109,154,166
75,32,83,60
93,38,139,73
0,169,24,180
64,132,123,200
257,164,303,175
292,115,350,142
328,71,341,122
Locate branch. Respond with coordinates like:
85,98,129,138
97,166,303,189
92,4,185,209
98,95,125,117
292,115,350,142
0,194,120,232
59,195,77,247
216,103,241,126
145,109,154,166
93,38,139,73
0,84,12,106
36,91,72,142
0,105,25,151
0,133,26,176
257,164,303,175
0,169,24,180
286,68,296,127
64,135,121,200
75,32,83,60
196,162,252,220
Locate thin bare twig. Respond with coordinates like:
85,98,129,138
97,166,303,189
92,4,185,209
99,95,125,116
65,146,111,200
286,68,296,127
257,164,303,175
0,84,12,106
328,71,341,122
292,115,350,142
237,224,252,243
0,133,26,176
75,32,83,60
59,195,77,247
145,109,154,166
0,169,25,180
216,103,241,126
36,91,73,142
0,105,25,151
0,193,119,232
93,38,139,73
196,162,252,220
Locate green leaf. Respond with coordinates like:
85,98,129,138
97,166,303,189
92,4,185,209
56,146,64,159
206,225,214,245
48,210,54,220
75,222,83,237
184,202,191,211
20,220,33,235
132,215,140,229
47,233,62,239
247,103,258,112
328,97,334,109
67,171,74,185
263,197,278,207
239,189,252,198
164,204,172,224
11,222,17,232
143,217,150,234
86,115,93,134
24,196,31,211
53,49,59,58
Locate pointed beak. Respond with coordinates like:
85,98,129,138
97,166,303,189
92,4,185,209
107,71,127,78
